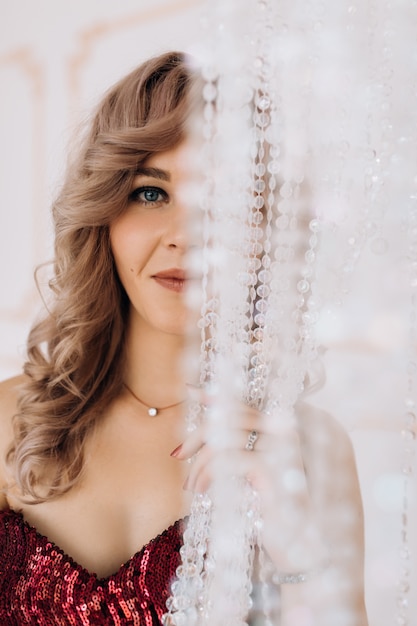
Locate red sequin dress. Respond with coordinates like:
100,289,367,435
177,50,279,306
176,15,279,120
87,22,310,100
0,509,183,625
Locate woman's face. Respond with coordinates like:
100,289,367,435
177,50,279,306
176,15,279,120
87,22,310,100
110,141,197,338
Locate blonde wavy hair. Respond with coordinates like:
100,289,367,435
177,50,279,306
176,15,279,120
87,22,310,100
7,51,198,502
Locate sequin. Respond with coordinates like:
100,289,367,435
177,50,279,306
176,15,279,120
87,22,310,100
0,509,183,625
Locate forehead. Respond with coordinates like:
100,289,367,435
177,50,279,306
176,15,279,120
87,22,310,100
143,140,199,178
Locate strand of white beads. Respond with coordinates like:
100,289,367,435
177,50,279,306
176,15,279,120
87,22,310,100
396,205,417,626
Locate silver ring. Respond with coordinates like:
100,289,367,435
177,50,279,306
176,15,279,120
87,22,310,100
245,429,259,451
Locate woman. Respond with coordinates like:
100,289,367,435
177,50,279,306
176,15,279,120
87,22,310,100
0,51,368,624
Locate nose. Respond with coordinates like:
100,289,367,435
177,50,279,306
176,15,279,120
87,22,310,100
164,201,189,250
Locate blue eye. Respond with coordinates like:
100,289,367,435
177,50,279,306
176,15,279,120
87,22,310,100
129,186,168,205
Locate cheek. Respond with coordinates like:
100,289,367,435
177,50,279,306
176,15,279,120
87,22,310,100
110,218,139,275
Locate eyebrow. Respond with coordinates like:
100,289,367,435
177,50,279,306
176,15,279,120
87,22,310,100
133,166,171,182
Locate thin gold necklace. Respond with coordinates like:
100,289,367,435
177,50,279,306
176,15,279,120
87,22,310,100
123,383,186,417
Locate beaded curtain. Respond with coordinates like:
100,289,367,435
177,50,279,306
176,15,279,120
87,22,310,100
163,0,417,624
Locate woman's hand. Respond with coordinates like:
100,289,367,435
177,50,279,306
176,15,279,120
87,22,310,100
171,396,326,573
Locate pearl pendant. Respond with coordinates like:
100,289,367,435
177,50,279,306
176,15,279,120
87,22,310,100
148,407,158,417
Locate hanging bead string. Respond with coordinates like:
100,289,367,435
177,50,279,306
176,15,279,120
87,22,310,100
163,18,221,625
165,1,259,622
263,0,321,416
316,0,395,307
201,3,277,622
244,0,277,411
396,183,417,626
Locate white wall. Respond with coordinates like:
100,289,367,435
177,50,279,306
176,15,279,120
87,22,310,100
0,2,415,624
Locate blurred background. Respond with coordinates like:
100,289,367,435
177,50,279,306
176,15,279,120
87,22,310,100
0,1,415,624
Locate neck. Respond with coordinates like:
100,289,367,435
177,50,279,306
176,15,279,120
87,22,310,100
123,314,186,407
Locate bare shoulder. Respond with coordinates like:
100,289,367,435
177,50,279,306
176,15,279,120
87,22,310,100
296,400,356,466
0,374,27,509
295,399,364,518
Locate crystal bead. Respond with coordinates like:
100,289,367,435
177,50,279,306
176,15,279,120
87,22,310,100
255,112,270,127
203,103,214,122
202,123,213,140
254,179,266,193
279,182,293,198
262,255,271,268
297,279,310,294
172,594,191,611
258,269,271,282
248,257,261,271
305,250,316,263
202,66,218,82
257,284,270,298
200,493,212,509
253,328,264,341
257,94,271,111
405,412,416,428
276,214,289,229
400,547,411,560
253,195,265,209
398,580,410,593
254,313,266,326
309,219,320,233
301,266,313,278
251,226,264,240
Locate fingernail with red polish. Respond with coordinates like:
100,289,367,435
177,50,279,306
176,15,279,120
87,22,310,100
170,444,183,458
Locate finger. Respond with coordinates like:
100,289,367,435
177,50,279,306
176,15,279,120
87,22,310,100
171,423,206,459
185,448,263,493
174,421,303,462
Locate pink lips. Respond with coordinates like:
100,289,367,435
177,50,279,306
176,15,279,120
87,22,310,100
152,268,186,292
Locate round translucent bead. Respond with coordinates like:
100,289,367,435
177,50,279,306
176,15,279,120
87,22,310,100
258,269,271,282
279,182,293,198
248,257,261,271
401,429,416,441
305,249,316,263
255,112,270,127
297,279,310,294
204,103,214,122
257,284,270,298
251,205,264,219
255,299,268,313
254,179,266,193
262,255,271,268
276,215,289,229
251,226,264,240
255,162,266,176
405,412,416,428
202,65,218,82
254,313,266,326
257,94,271,111
252,326,264,341
309,218,320,233
203,83,217,103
